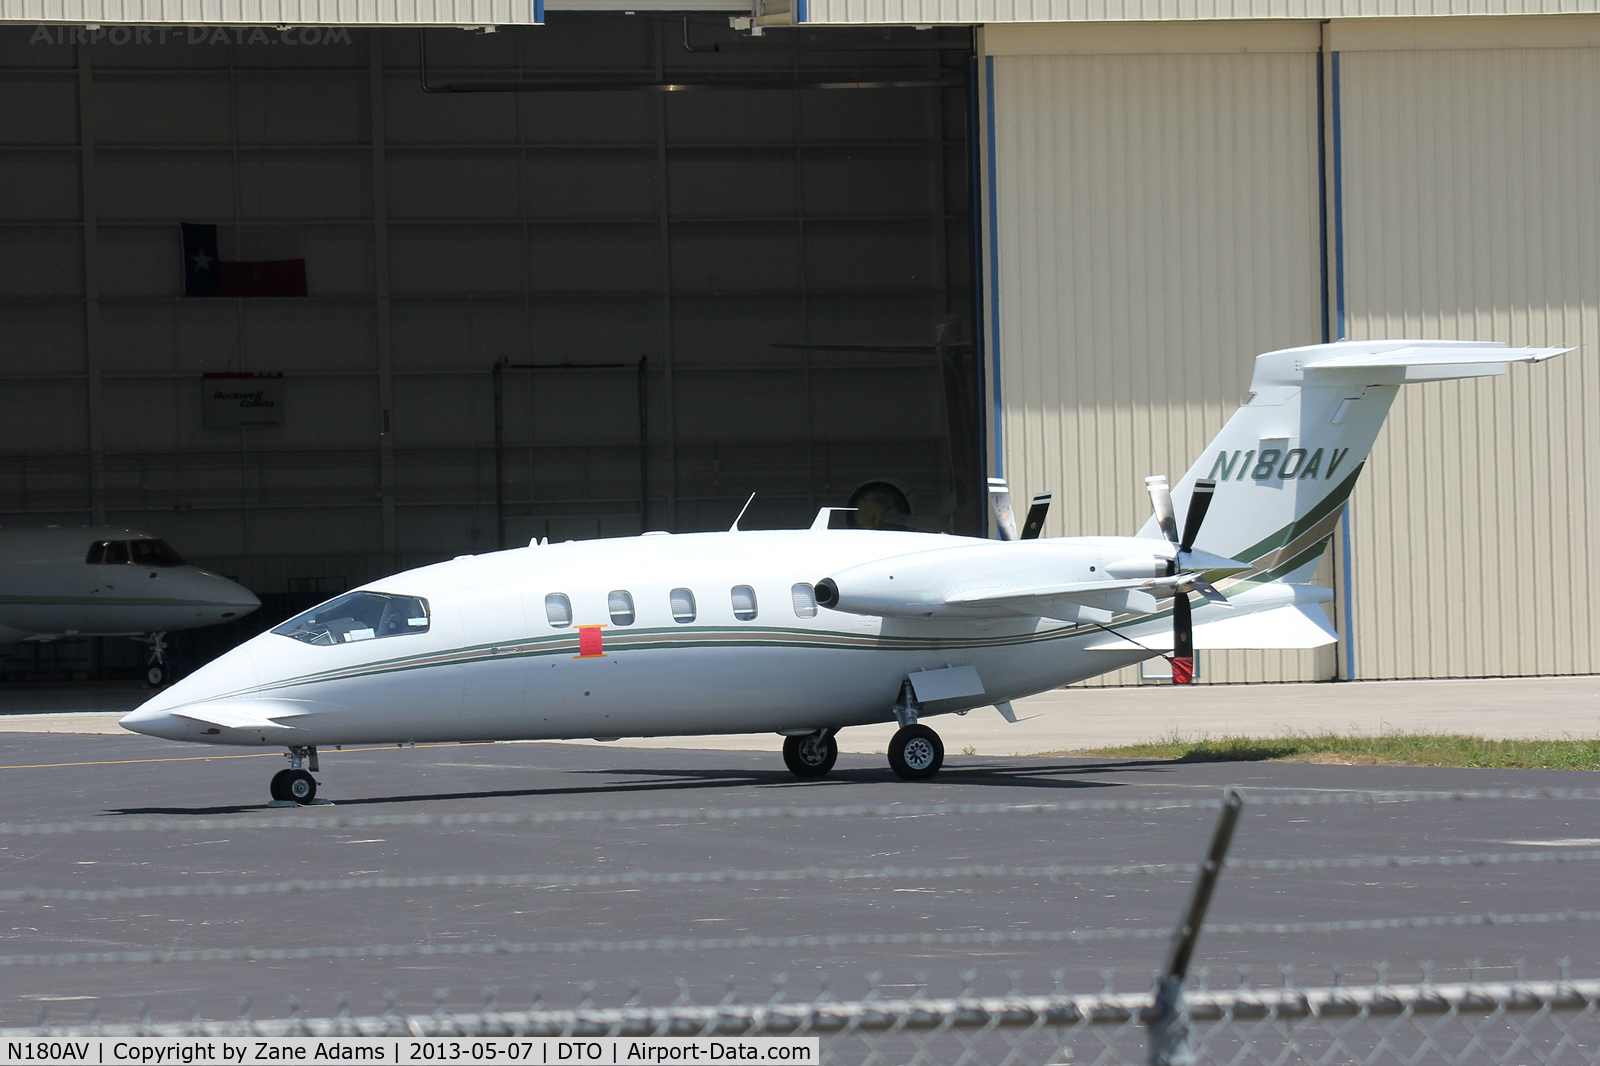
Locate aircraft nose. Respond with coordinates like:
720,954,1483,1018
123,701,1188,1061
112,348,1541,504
118,705,190,741
215,577,261,618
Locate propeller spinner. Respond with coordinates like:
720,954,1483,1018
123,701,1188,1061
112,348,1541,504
1143,476,1233,684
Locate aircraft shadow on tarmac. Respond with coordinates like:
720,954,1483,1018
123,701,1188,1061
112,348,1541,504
103,757,1181,817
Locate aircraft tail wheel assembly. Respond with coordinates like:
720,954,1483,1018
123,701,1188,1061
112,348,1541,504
782,730,838,779
268,745,330,806
888,723,944,780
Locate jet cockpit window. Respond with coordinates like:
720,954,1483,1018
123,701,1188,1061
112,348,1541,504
545,593,573,628
670,588,696,623
86,540,128,565
731,585,758,621
273,591,431,647
86,539,184,566
130,539,185,567
608,590,635,626
791,582,818,618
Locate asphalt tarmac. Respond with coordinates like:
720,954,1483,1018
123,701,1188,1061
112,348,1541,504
2,731,1597,1029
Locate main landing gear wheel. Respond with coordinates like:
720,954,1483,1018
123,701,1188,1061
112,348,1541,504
888,724,944,781
783,732,838,779
270,768,318,804
145,662,167,687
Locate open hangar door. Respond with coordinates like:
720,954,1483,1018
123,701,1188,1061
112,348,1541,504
0,18,978,679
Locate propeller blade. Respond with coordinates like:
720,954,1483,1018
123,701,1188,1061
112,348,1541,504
1170,590,1195,684
1019,491,1052,540
1145,475,1179,546
1179,478,1217,553
1186,576,1231,607
988,478,1019,541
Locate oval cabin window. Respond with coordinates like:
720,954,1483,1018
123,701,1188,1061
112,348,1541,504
670,588,696,623
731,585,758,621
608,590,635,626
545,593,573,628
791,582,818,618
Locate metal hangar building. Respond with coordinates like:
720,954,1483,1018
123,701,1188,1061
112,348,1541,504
0,0,1594,684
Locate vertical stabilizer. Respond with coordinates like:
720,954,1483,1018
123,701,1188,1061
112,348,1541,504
1139,340,1569,585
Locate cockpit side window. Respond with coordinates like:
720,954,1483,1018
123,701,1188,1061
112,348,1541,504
129,539,185,567
86,540,130,565
273,591,431,646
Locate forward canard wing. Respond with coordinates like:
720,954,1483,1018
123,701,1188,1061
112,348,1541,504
167,699,318,733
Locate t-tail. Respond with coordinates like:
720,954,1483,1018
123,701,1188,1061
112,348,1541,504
1140,339,1570,587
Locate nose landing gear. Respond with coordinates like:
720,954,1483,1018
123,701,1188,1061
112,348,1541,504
268,746,332,807
135,632,171,687
782,729,838,779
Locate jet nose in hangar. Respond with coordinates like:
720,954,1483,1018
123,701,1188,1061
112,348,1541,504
206,573,261,619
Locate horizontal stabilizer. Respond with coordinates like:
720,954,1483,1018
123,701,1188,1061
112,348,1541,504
1301,342,1571,385
1086,602,1337,651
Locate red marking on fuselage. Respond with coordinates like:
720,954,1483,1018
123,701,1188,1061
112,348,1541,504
576,625,605,658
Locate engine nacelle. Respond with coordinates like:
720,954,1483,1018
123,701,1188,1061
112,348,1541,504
816,540,1109,619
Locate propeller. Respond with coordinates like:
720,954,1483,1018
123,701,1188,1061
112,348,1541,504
1143,475,1227,683
989,482,1053,541
1020,491,1051,540
987,478,1019,541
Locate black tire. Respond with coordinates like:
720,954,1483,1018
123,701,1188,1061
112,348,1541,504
269,768,295,802
887,724,943,781
783,733,838,779
284,769,317,804
145,663,167,688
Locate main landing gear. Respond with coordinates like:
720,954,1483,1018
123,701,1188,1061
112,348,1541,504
888,723,944,780
268,745,332,807
887,680,944,781
782,730,838,778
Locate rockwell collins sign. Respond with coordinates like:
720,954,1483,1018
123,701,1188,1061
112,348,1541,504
203,372,284,428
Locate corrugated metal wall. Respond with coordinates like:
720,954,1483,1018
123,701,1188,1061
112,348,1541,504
805,0,1600,27
982,27,1335,685
983,16,1600,684
1337,39,1600,678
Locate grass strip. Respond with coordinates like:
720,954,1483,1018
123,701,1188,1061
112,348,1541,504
1066,733,1600,771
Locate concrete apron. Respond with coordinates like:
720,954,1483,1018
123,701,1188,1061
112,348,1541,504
2,675,1597,754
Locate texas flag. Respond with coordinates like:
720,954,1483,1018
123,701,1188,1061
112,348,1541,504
181,223,308,298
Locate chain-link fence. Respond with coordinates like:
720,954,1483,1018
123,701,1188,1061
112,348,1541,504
12,976,1600,1064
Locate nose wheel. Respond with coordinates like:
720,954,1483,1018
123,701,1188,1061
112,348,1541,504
782,730,838,779
136,632,171,688
267,746,332,806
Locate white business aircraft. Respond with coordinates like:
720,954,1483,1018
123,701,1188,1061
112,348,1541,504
0,526,261,685
121,340,1569,805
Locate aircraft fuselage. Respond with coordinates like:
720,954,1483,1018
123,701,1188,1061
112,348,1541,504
122,528,1159,747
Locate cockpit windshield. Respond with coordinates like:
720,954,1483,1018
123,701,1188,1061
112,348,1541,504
87,539,185,567
273,591,431,647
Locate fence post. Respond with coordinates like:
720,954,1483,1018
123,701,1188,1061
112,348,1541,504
1148,787,1244,1066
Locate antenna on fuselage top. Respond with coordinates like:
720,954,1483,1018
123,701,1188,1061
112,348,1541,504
729,492,757,532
